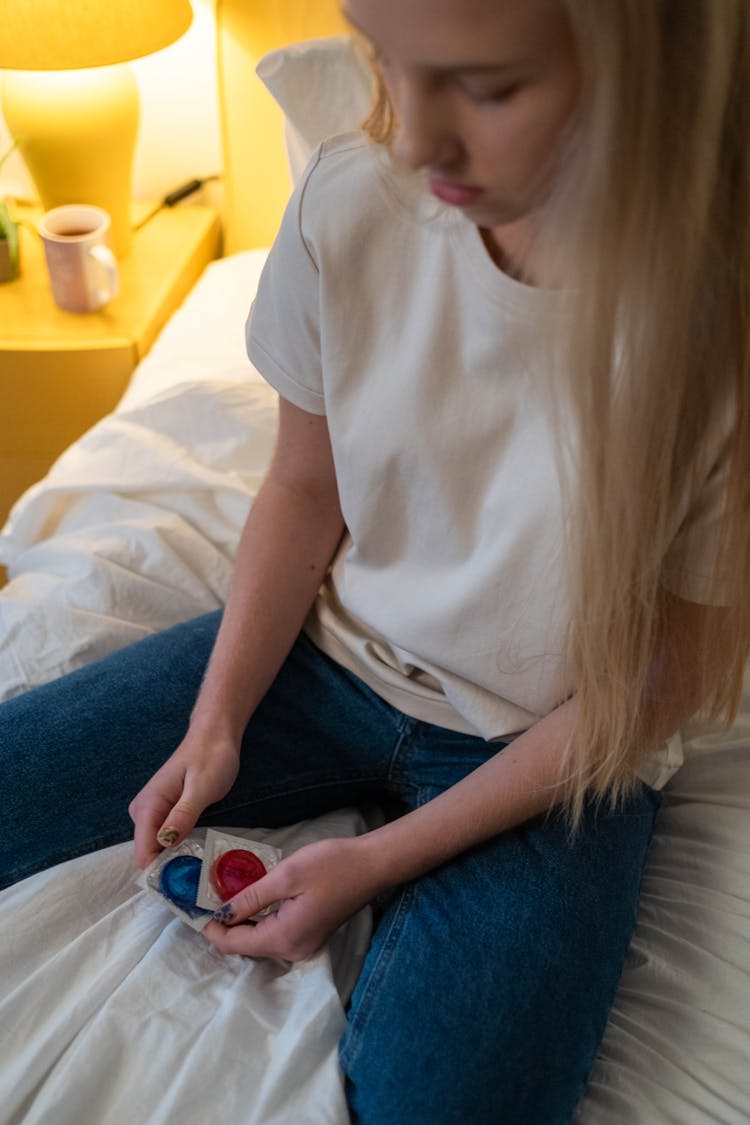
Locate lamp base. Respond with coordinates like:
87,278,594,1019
1,66,139,258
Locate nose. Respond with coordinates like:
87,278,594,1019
388,74,463,172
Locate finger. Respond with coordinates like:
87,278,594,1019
203,916,292,962
154,786,206,852
130,793,172,869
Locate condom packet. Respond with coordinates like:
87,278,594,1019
195,830,282,917
136,837,213,932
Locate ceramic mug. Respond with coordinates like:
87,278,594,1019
38,204,119,313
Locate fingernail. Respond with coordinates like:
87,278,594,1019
212,903,235,924
157,826,180,847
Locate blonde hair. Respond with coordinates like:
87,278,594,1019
360,1,750,825
551,0,750,824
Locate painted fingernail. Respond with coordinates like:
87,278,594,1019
157,827,180,847
212,903,236,924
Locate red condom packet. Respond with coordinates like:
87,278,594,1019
196,830,282,916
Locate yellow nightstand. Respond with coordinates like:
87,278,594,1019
0,201,222,528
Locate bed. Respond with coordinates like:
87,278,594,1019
1,2,749,1122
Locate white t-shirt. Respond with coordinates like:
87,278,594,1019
247,132,725,790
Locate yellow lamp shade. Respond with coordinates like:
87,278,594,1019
0,0,193,258
0,0,193,70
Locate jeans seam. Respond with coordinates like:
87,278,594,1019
340,784,435,1068
340,878,417,1074
385,713,417,786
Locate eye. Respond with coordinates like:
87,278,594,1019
460,80,522,105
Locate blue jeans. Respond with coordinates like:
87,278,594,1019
0,611,660,1124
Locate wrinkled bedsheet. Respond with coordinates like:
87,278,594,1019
0,813,372,1125
0,251,274,702
1,251,748,1124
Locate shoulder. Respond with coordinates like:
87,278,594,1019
302,130,389,202
316,129,376,171
295,131,444,262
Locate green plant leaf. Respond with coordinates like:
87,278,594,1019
0,201,12,239
0,137,20,175
0,202,19,275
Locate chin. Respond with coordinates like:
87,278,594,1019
460,198,530,229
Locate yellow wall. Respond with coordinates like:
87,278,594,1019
216,0,347,252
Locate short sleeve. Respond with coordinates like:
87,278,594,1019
661,444,732,605
245,146,326,415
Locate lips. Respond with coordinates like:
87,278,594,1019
428,175,486,206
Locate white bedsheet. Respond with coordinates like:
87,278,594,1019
0,813,372,1125
1,251,748,1123
0,250,275,701
578,691,750,1124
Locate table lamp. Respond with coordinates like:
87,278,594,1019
0,0,193,257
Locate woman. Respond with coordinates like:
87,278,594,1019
3,2,748,1121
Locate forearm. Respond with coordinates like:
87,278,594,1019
361,610,716,894
190,473,343,742
203,661,710,962
361,697,579,891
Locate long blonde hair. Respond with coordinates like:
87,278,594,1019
362,0,750,825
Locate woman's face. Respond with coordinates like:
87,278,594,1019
344,0,579,233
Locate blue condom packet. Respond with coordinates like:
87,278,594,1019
136,837,213,931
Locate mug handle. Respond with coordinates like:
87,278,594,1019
87,243,120,305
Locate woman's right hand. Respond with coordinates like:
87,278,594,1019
128,729,241,868
128,400,344,871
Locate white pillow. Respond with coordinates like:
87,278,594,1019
256,36,375,184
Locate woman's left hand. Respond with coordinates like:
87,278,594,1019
202,835,385,962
